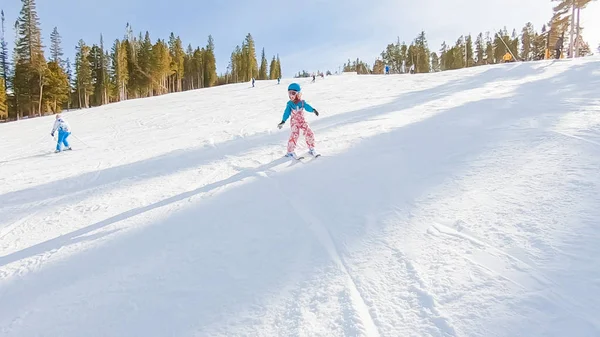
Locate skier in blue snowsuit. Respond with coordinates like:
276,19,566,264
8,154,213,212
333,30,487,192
51,114,72,152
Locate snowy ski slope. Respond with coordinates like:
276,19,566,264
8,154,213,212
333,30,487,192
1,56,600,337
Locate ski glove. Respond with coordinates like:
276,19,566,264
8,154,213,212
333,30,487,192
314,109,319,116
51,133,54,137
277,121,285,129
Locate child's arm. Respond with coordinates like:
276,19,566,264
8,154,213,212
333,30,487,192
302,101,319,116
281,103,292,123
51,120,59,135
278,103,292,128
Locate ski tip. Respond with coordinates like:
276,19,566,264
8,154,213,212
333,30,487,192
283,154,304,160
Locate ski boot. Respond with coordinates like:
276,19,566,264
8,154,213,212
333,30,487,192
285,151,303,160
308,148,321,158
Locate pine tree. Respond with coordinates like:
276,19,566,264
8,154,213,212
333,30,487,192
380,43,400,72
11,20,20,118
439,41,449,71
475,33,485,65
182,44,192,90
399,42,408,72
43,60,69,112
414,31,431,73
150,39,170,95
276,54,282,78
465,34,474,67
269,55,277,79
13,0,47,116
550,0,571,56
65,57,72,109
103,49,111,102
191,47,203,89
521,22,535,61
430,52,440,72
89,36,110,105
242,34,258,82
485,32,494,64
49,27,63,66
577,40,592,56
532,25,547,60
259,47,268,80
0,10,9,87
125,32,143,97
373,58,385,74
455,36,466,69
137,31,152,96
75,39,93,108
111,39,129,101
229,45,242,83
168,33,185,92
99,38,108,102
406,44,415,71
551,0,571,33
0,77,6,119
203,35,217,87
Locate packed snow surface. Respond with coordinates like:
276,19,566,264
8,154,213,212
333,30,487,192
1,57,600,337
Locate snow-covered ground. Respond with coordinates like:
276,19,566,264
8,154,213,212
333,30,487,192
1,56,600,337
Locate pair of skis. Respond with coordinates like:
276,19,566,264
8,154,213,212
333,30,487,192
285,151,321,161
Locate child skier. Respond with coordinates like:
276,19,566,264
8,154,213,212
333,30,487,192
277,83,320,158
51,113,72,152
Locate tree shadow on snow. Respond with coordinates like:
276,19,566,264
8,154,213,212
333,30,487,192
2,60,598,336
0,62,548,214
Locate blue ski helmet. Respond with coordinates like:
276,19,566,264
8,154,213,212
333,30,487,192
288,83,301,92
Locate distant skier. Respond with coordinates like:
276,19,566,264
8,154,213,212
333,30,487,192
51,113,72,153
277,83,320,158
252,77,255,87
277,77,281,84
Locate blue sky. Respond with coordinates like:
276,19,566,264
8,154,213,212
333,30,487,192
2,0,599,78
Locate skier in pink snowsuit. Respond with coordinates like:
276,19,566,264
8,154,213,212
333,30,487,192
277,83,320,158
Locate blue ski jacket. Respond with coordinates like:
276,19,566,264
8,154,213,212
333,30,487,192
281,100,316,123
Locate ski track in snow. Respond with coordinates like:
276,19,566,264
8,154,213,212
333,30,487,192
1,56,600,336
271,176,381,337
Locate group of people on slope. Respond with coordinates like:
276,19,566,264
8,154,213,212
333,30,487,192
50,82,321,158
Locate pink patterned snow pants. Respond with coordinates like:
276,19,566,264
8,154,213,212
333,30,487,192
287,109,315,153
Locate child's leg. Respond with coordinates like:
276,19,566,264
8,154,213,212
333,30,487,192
56,132,65,151
287,124,300,153
62,132,71,149
301,123,315,149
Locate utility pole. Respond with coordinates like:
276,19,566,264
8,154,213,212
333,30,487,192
575,6,581,57
569,0,576,58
